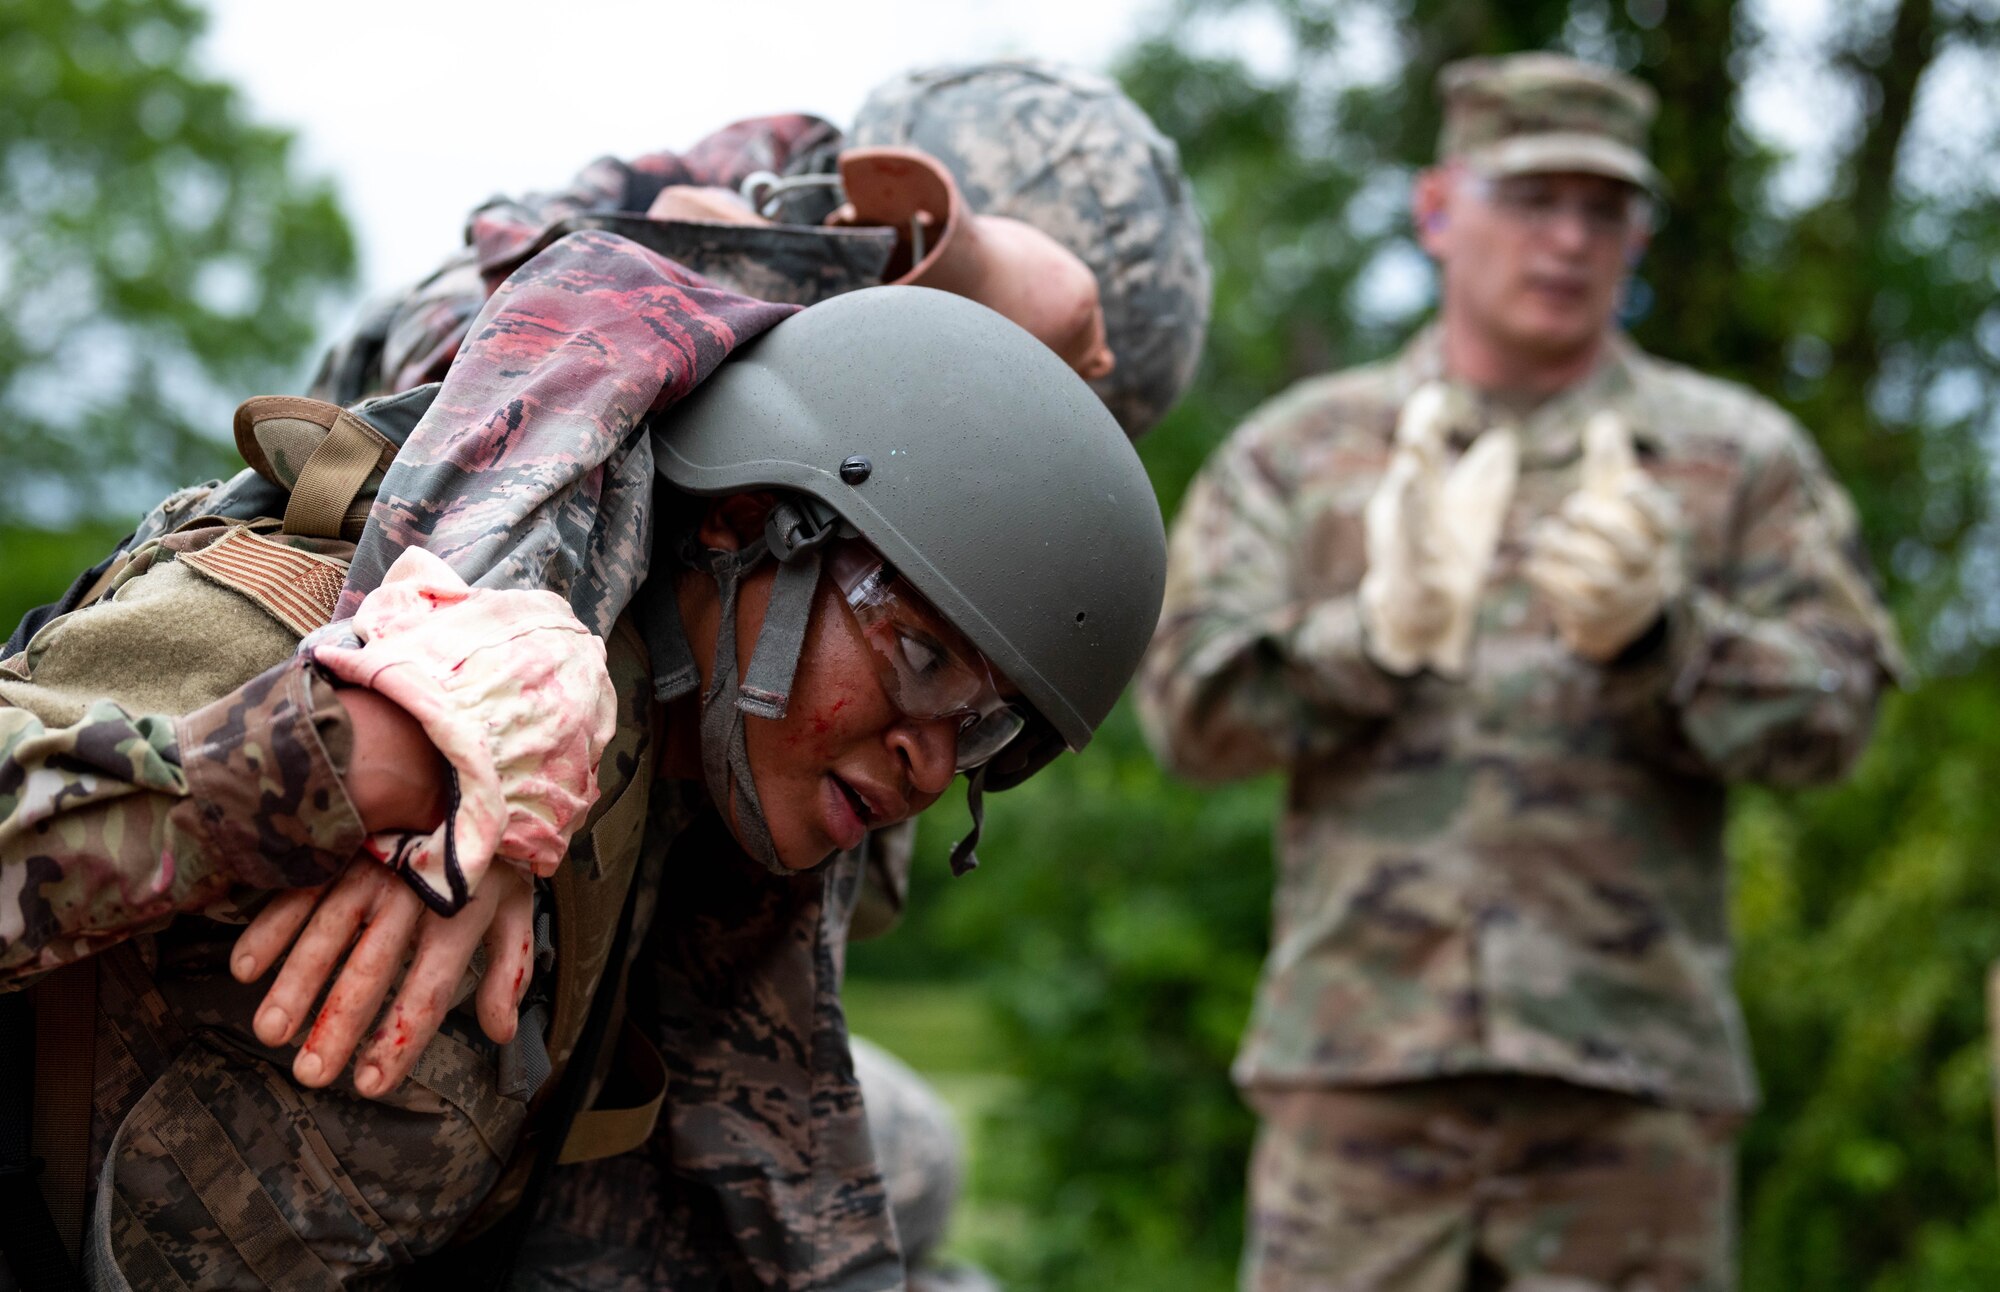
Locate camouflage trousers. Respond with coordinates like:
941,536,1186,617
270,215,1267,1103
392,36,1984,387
1242,1077,1741,1292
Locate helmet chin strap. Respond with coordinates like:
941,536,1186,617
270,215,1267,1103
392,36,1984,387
643,494,988,877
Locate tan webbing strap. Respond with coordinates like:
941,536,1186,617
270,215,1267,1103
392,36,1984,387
556,1022,669,1165
149,1067,340,1292
29,959,98,1263
545,621,655,1073
586,737,653,885
283,410,389,539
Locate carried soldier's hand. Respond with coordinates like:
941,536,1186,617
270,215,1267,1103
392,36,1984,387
231,852,536,1098
1524,411,1682,662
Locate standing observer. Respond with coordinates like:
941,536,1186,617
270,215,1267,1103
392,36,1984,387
1138,52,1903,1292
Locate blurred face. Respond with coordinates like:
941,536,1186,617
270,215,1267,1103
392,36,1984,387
1416,166,1651,363
680,495,998,870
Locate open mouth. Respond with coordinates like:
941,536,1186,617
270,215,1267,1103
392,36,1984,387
832,775,877,826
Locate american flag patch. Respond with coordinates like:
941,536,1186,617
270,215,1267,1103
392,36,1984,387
180,527,350,637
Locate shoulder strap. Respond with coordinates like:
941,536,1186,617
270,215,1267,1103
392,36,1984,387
232,396,396,540
283,408,394,539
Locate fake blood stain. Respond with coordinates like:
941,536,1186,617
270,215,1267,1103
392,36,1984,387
305,1004,338,1053
810,696,852,736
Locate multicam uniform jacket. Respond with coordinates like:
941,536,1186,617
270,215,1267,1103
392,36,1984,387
1138,328,1902,1113
0,654,359,983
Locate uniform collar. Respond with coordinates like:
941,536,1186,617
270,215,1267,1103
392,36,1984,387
1391,324,1659,466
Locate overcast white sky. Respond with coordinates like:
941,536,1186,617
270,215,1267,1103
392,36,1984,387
192,0,1921,322
196,0,1168,298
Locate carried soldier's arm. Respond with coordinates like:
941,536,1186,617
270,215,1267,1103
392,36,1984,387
1139,414,1407,783
1609,416,1903,786
0,656,367,983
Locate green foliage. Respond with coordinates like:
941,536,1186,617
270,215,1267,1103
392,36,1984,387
856,2,2000,1289
0,0,354,525
857,705,1277,1291
0,523,130,637
1732,669,2000,1290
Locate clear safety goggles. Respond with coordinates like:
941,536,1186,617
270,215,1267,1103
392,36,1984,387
826,544,1027,773
1464,172,1654,239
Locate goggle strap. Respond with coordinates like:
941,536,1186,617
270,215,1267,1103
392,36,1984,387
725,693,780,867
948,764,988,878
699,543,785,873
736,542,823,721
635,573,701,703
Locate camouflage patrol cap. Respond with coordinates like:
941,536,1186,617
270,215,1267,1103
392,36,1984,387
1438,52,1662,193
851,60,1212,439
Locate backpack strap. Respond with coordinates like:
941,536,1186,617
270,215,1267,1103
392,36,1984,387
232,396,396,540
555,1021,667,1166
426,612,660,1262
284,408,393,539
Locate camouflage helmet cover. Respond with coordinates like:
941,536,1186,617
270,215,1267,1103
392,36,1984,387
851,60,1212,439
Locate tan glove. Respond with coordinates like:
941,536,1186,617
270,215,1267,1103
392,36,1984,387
1524,411,1682,662
1359,383,1457,676
1360,383,1519,677
313,548,617,914
1430,422,1519,677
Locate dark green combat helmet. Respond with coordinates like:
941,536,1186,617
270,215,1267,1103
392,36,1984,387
649,285,1167,871
851,61,1212,440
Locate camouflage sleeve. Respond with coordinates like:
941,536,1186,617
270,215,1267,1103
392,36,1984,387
0,657,363,983
1612,424,1904,786
1137,431,1406,784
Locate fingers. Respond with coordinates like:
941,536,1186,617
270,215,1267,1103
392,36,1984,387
232,887,324,983
253,861,395,1047
1580,410,1638,494
291,881,424,1088
1365,452,1426,574
477,876,537,1046
1395,381,1454,453
1532,519,1628,589
1522,552,1600,608
350,892,490,1099
1627,484,1679,539
1560,493,1657,569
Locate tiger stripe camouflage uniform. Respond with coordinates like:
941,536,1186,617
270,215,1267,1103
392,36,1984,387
1138,325,1901,1291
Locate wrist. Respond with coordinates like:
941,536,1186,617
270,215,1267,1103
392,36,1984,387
332,683,451,834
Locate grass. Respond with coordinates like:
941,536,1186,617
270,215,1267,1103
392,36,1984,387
843,976,1024,1274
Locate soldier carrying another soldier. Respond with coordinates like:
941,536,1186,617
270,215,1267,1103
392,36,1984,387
2,61,1208,1291
1139,52,1902,1292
